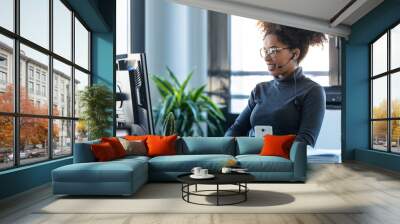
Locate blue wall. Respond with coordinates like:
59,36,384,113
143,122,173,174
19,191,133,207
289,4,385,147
92,32,115,136
0,158,72,199
0,0,115,200
344,0,400,171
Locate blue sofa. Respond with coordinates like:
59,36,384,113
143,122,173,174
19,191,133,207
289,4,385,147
52,137,307,196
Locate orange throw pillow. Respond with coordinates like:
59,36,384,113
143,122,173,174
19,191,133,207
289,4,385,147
101,137,127,158
91,142,117,161
124,135,148,141
259,134,296,159
146,135,178,157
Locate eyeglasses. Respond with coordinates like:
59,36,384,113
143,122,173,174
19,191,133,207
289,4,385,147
260,47,290,58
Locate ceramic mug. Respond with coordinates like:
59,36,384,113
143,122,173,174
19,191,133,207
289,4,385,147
221,167,232,174
191,167,202,176
200,169,208,176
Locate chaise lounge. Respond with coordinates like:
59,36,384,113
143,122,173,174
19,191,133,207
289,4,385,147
52,137,307,196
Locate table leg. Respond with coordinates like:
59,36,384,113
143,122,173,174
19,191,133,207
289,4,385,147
217,184,219,206
195,184,198,192
245,183,247,201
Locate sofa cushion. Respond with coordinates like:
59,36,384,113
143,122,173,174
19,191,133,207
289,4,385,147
52,158,147,183
101,137,127,158
125,135,148,141
148,154,235,172
147,135,178,157
236,155,293,172
260,134,296,159
235,137,263,155
91,142,118,161
119,138,147,156
178,137,235,155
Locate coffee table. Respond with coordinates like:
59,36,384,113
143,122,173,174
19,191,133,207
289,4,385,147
177,172,255,206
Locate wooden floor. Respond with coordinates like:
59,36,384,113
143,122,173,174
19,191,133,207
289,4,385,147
1,162,400,224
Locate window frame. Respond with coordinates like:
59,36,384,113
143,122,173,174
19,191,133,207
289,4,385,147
369,20,400,154
0,0,92,171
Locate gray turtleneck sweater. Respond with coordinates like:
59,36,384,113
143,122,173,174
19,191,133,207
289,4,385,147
225,67,326,147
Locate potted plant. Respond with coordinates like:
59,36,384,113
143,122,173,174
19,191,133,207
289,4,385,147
152,67,225,136
79,84,114,140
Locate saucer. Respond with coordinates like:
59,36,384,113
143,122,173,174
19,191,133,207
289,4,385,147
190,174,215,179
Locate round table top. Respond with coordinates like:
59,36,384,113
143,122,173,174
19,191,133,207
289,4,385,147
177,172,255,185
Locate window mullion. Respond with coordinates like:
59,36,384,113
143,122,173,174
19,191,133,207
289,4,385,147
388,29,391,153
48,0,54,160
71,10,76,153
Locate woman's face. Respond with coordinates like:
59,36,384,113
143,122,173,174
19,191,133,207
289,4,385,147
262,34,299,79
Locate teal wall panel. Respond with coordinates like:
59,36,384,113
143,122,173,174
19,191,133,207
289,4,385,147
355,149,400,172
0,158,72,199
92,32,115,136
92,32,114,87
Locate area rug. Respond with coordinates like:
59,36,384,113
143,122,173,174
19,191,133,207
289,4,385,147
37,183,362,214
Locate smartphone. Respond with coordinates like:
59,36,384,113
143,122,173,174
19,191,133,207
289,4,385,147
254,125,273,137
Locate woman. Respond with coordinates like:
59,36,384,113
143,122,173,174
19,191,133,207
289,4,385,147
225,22,326,147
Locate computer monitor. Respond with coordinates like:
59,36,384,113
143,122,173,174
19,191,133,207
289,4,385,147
115,53,154,136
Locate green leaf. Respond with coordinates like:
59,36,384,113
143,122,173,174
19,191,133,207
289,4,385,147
179,70,194,94
166,66,181,88
190,85,206,101
200,95,225,121
185,100,201,121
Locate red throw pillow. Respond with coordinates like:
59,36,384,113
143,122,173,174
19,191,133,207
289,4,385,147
259,134,296,159
124,135,148,141
91,142,117,161
101,137,127,158
146,135,178,157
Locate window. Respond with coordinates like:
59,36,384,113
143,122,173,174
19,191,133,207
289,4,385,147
0,0,14,32
35,70,41,81
0,116,13,170
53,119,72,158
75,18,89,70
0,71,6,85
370,23,400,154
0,55,7,67
41,85,46,97
28,67,34,80
53,59,72,117
53,0,72,60
36,84,40,95
0,0,91,170
28,81,34,94
229,16,333,113
0,34,13,113
74,69,89,118
20,0,49,49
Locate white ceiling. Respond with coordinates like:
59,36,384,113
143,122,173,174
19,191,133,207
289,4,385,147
172,0,384,38
226,0,352,22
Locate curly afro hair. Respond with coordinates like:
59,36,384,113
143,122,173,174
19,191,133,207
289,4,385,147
257,22,327,63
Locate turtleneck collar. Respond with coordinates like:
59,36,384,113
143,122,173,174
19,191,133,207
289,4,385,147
273,67,304,85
